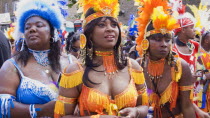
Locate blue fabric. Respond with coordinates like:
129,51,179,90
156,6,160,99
0,94,15,118
9,59,58,104
19,9,61,33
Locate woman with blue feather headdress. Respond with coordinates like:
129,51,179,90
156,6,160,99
0,0,68,117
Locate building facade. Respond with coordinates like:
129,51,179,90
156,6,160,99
0,0,18,22
0,0,205,25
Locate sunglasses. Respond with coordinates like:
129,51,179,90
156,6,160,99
71,46,80,52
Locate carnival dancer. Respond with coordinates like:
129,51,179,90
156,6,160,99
188,3,210,117
54,0,148,117
135,0,196,117
0,0,66,117
172,5,198,74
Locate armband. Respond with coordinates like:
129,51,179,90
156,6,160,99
0,94,16,118
54,95,77,118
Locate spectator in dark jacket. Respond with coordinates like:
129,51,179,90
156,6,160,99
0,31,11,68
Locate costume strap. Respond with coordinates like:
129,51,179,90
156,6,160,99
54,95,78,118
137,85,148,105
59,62,83,88
0,94,16,118
9,58,24,78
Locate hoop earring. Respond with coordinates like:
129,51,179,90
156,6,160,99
20,39,25,51
50,37,54,43
80,34,87,65
141,39,149,55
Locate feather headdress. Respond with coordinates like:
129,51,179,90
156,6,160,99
14,0,65,42
188,3,210,35
77,0,120,27
135,0,178,57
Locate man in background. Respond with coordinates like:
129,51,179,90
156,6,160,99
0,30,11,68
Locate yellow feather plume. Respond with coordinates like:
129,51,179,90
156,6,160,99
94,0,119,18
135,0,170,58
188,3,210,35
151,6,179,33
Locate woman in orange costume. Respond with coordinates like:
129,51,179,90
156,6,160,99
54,0,148,117
135,0,196,117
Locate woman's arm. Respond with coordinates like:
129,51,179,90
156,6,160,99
178,60,196,118
119,58,148,118
0,60,56,117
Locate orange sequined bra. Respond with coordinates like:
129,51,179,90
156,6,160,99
54,60,148,117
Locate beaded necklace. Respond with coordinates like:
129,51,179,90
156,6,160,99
28,48,50,66
147,58,165,90
95,51,118,76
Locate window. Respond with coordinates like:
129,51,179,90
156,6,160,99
5,3,8,13
12,1,17,12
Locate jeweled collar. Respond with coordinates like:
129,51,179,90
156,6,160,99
28,48,50,66
176,38,194,51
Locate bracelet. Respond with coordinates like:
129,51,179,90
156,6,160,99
29,104,41,118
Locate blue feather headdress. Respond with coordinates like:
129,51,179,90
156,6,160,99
15,0,65,42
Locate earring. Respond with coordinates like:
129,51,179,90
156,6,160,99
20,38,25,51
87,40,93,60
141,39,149,54
80,34,87,65
80,34,87,49
53,29,59,42
50,37,55,43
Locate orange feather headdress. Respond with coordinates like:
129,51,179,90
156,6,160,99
135,0,179,58
77,0,120,27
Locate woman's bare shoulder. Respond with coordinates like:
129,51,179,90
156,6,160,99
0,59,20,95
129,57,142,71
65,61,83,73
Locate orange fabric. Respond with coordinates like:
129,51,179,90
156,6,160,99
57,95,77,104
179,85,194,91
200,48,210,70
148,58,182,117
78,79,138,116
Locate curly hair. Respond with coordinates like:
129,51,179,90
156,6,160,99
65,32,80,53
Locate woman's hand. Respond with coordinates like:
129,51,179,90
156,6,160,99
37,101,56,117
194,106,210,118
119,107,139,118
